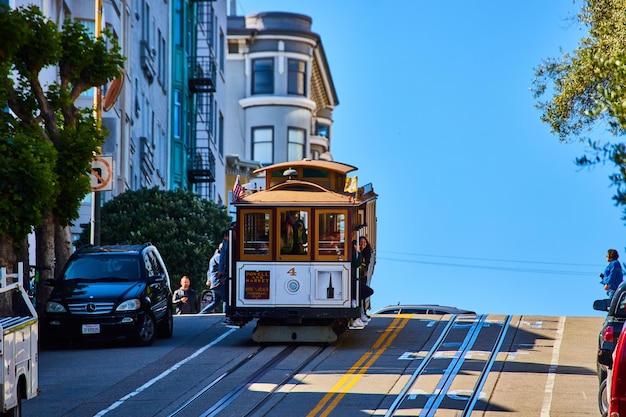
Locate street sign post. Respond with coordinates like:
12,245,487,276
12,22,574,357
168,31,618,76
90,156,113,192
89,156,113,244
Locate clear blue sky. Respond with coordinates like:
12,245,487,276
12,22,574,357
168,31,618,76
237,0,625,316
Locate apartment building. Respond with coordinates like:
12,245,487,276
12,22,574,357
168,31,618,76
224,9,339,193
170,0,228,205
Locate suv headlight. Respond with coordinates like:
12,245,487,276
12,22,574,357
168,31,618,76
45,301,67,313
116,299,141,312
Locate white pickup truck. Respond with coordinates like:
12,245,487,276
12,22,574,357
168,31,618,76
0,263,39,416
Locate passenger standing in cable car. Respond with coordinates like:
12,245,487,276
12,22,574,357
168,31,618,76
351,240,361,308
281,212,295,255
359,236,372,272
292,212,307,254
281,211,306,255
359,236,374,317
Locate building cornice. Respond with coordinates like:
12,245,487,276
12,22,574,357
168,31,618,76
239,96,317,111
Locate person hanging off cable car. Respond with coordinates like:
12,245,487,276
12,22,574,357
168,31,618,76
281,211,307,255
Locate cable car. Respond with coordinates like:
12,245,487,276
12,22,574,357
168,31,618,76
225,159,377,343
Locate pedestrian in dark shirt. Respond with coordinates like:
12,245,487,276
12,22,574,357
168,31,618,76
173,275,199,314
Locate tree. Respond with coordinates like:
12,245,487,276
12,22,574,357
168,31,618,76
0,132,57,267
0,5,124,311
533,0,626,217
76,188,232,294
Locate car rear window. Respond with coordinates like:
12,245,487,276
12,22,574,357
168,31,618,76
64,255,140,281
616,294,626,318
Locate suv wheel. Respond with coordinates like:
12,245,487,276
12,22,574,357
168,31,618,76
134,312,157,346
599,377,608,417
158,306,173,338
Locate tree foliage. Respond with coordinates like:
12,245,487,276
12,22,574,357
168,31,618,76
0,133,57,241
533,0,626,215
0,5,124,228
76,188,232,293
0,4,124,274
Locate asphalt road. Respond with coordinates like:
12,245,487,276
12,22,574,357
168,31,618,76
23,314,603,417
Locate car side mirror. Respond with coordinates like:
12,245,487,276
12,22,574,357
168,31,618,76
593,299,610,312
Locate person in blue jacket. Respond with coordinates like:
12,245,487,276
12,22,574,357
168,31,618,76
601,249,624,300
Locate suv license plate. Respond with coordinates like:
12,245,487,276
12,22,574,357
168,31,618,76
82,324,101,334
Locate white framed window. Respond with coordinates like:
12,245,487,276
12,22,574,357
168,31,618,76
288,127,305,161
287,59,306,96
252,58,274,95
315,122,330,139
252,127,273,165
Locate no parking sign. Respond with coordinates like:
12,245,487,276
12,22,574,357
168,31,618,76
90,156,113,191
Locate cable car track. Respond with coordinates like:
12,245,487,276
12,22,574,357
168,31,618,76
166,345,268,417
26,315,599,417
94,314,515,417
239,345,327,417
384,314,512,417
166,344,327,417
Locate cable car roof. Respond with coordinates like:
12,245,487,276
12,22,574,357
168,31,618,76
236,181,361,206
253,159,357,175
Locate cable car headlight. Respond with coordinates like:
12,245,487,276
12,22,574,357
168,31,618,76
286,279,300,294
283,168,297,179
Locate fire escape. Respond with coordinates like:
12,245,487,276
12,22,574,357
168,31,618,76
187,0,217,199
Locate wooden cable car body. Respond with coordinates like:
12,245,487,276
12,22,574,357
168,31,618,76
227,159,377,343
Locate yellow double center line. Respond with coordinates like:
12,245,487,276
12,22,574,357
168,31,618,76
307,315,411,417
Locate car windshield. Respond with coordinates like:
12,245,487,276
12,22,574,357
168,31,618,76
63,255,140,282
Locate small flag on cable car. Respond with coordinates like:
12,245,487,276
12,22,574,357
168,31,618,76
344,176,358,193
232,175,245,202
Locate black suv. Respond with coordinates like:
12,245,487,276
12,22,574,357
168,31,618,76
42,243,173,346
593,281,626,415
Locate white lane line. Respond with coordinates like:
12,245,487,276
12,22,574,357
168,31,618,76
540,316,565,417
94,328,236,417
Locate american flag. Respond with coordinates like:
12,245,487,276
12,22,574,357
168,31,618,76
232,175,245,202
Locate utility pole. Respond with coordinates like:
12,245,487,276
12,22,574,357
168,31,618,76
91,0,103,245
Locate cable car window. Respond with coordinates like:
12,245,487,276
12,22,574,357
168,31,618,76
317,211,346,258
303,168,329,178
280,210,308,256
241,210,271,259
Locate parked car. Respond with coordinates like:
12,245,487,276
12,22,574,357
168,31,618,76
372,304,475,315
41,243,174,346
593,281,626,416
607,329,626,416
